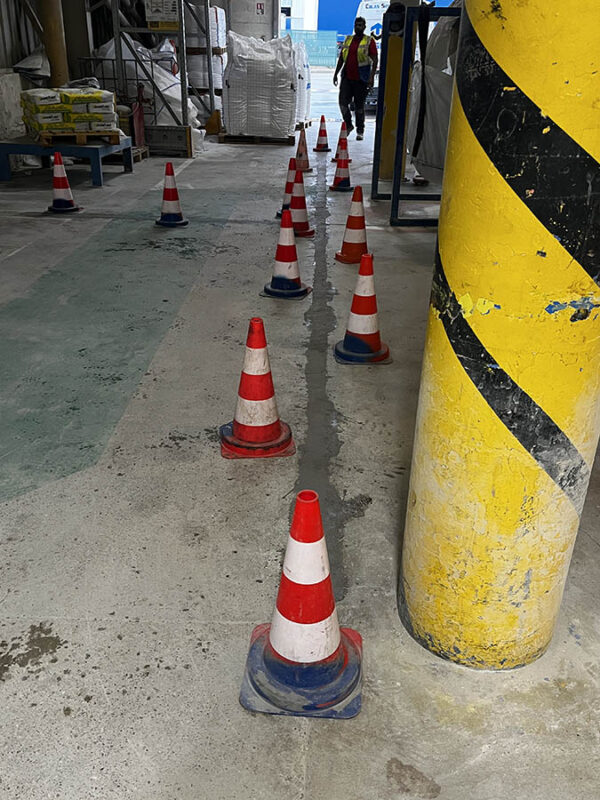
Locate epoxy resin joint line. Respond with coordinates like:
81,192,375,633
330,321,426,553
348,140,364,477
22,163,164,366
294,158,348,601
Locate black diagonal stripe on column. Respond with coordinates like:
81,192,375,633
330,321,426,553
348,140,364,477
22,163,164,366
455,11,600,288
432,248,589,513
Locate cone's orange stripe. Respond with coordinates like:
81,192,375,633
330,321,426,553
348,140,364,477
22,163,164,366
275,245,297,262
290,494,324,542
163,188,179,200
276,574,336,623
246,320,267,349
351,295,378,315
233,419,281,443
346,217,365,229
238,372,275,401
53,177,70,188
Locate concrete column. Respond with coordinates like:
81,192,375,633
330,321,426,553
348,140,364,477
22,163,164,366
399,0,600,669
38,0,69,86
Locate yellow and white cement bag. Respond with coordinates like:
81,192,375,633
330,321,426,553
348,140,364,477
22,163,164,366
60,88,114,105
87,102,115,114
21,88,61,106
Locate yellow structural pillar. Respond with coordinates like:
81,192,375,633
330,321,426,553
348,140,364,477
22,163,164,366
399,0,600,669
378,25,405,180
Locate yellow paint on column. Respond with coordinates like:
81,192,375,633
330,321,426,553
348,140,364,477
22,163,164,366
439,93,600,461
471,0,600,161
401,311,580,668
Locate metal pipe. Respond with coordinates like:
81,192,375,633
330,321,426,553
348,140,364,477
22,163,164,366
38,0,69,85
176,0,189,126
203,0,215,113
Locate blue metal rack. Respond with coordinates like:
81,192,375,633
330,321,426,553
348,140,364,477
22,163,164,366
371,5,461,226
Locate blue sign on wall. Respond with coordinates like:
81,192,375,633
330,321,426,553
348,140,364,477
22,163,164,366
317,0,356,38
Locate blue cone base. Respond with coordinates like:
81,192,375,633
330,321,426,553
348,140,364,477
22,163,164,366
239,624,362,719
329,184,353,193
313,147,331,152
334,337,391,364
156,216,189,227
48,204,80,214
262,281,310,299
276,203,290,219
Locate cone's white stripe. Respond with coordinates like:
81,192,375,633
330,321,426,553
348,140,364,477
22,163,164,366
279,227,296,246
292,184,305,196
342,228,367,244
164,176,177,189
53,189,73,200
353,274,375,297
269,607,340,663
347,311,379,334
161,200,182,213
241,346,270,376
283,537,330,585
291,208,309,222
273,260,300,279
349,202,364,216
54,165,67,178
234,396,278,426
336,167,349,178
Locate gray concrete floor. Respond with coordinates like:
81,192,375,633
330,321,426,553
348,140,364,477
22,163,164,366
0,75,599,800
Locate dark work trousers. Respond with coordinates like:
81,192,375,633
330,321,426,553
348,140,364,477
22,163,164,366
339,75,369,134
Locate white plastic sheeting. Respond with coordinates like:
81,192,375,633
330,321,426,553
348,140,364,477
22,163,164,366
293,41,310,126
188,53,227,90
94,34,200,129
185,4,227,48
223,32,297,138
407,1,461,183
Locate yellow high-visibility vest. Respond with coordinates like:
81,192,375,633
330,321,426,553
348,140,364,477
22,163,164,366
341,34,371,66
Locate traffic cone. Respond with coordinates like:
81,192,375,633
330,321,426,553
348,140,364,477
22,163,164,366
219,317,295,458
332,121,352,163
47,152,79,213
263,210,310,299
156,162,188,227
329,155,353,193
335,186,368,264
295,127,312,172
276,157,297,219
290,169,314,238
334,253,390,364
240,489,363,718
313,115,331,152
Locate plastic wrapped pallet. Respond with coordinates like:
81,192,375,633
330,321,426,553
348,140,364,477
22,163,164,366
185,4,227,48
293,41,310,126
188,54,227,90
223,32,296,138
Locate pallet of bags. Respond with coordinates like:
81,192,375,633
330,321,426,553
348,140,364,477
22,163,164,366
21,87,118,138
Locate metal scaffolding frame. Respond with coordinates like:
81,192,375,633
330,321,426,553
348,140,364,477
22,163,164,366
109,0,216,127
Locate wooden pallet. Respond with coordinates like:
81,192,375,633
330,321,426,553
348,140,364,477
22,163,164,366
38,130,120,146
104,145,149,164
218,132,295,146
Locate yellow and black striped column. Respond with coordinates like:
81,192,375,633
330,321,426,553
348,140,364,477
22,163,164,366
399,0,600,669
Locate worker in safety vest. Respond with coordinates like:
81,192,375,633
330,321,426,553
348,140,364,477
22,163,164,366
333,17,378,141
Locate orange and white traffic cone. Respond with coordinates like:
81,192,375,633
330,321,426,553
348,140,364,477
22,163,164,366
47,152,80,213
329,155,353,193
290,169,314,238
219,317,295,458
263,210,310,299
156,162,188,227
240,489,363,718
313,115,331,152
295,127,312,173
276,157,297,219
334,253,390,364
335,186,368,264
332,121,352,163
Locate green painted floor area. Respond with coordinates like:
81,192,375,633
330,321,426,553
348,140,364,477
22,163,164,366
0,190,236,502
